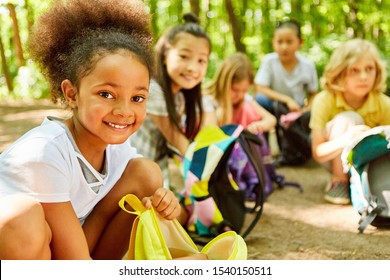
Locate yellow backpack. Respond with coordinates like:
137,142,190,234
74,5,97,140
119,194,247,260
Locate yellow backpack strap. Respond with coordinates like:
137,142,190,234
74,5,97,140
118,194,145,260
118,194,145,215
119,194,171,260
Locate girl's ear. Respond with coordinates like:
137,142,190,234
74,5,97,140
61,80,78,108
299,38,304,47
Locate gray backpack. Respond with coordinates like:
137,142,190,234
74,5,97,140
342,126,390,233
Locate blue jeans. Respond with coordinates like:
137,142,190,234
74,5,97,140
255,94,273,112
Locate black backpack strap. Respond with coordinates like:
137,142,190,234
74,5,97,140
272,173,303,192
236,131,265,238
358,199,384,233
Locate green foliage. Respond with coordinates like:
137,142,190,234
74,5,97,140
12,60,48,99
0,0,51,99
1,0,389,99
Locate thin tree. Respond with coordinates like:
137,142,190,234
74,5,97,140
225,0,246,53
189,0,200,17
7,3,25,67
0,33,13,93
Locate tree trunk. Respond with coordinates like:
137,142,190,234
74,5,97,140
291,0,304,21
224,0,246,53
347,0,364,38
261,0,273,54
310,0,322,38
189,0,200,17
149,0,159,38
176,0,183,24
0,34,13,94
7,3,25,67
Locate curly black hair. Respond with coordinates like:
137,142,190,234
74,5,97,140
28,0,153,104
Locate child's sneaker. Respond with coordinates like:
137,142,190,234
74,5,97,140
324,181,351,205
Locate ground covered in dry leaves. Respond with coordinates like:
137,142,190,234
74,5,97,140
1,99,389,260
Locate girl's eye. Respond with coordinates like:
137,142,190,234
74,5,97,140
199,58,208,65
132,96,145,103
366,66,375,72
350,68,359,74
99,91,113,99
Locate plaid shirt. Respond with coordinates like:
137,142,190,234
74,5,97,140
129,80,185,188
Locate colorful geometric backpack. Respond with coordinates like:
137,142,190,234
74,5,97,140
181,124,301,239
342,125,390,233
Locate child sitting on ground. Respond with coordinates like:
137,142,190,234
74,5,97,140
0,0,205,260
203,52,276,133
310,38,390,205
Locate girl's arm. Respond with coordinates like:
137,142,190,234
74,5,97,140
301,91,318,112
311,125,370,163
311,129,344,163
41,201,92,259
149,114,190,156
201,110,218,128
254,83,300,112
201,94,219,128
246,100,277,135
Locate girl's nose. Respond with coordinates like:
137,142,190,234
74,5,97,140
281,43,288,50
360,70,369,79
186,61,197,72
113,100,134,117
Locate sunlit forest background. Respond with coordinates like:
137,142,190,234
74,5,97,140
0,0,389,100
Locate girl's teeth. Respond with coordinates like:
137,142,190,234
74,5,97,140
108,122,127,129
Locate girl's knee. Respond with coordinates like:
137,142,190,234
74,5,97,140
0,195,51,259
334,111,364,124
123,158,163,196
326,111,364,140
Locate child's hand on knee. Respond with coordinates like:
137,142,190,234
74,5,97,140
142,188,181,220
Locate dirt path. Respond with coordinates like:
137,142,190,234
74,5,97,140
1,99,390,260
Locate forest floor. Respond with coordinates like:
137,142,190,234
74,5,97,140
1,99,390,260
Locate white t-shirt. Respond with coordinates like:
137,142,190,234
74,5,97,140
254,52,318,107
0,118,141,223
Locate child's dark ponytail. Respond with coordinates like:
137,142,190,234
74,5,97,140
182,12,200,24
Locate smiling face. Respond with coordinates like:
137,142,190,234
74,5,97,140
63,51,149,150
164,33,209,94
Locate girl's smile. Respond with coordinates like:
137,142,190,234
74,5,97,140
63,52,150,152
165,33,209,94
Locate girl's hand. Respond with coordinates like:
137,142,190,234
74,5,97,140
142,188,181,220
285,98,301,112
344,125,371,140
247,122,264,135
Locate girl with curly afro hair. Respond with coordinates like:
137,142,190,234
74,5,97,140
0,0,206,260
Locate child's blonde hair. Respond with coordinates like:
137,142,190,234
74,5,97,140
204,52,254,125
321,38,387,95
